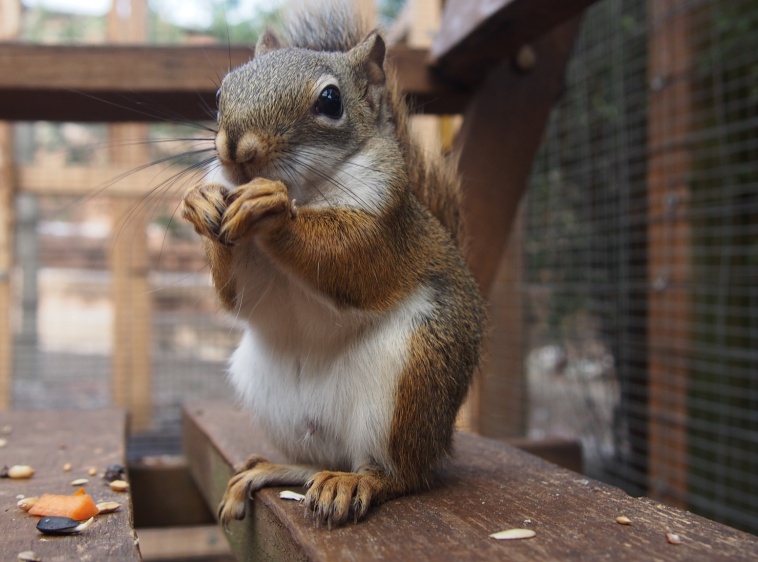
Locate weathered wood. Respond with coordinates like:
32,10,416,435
183,401,758,562
0,0,19,410
108,5,153,433
138,525,233,561
455,18,581,296
17,163,201,198
0,124,13,410
431,0,598,86
0,43,465,122
0,409,140,561
646,0,694,508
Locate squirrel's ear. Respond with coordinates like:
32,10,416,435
349,31,386,85
255,29,282,57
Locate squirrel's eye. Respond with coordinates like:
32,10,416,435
215,88,221,106
314,85,343,119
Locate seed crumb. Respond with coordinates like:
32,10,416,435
616,516,632,525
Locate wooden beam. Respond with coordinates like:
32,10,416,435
0,43,466,121
0,0,20,411
17,164,199,198
109,0,152,433
454,17,582,437
0,125,13,410
455,18,582,297
646,0,694,508
183,401,758,562
431,0,597,86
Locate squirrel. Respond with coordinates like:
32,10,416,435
180,1,485,528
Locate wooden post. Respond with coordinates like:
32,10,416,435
0,0,21,410
646,0,693,507
453,19,582,437
108,0,152,431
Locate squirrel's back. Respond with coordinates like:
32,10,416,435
274,0,463,243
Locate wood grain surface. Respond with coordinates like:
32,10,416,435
0,409,140,562
184,401,758,561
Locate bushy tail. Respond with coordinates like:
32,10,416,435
276,0,463,244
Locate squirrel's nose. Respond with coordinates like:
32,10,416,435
217,129,260,166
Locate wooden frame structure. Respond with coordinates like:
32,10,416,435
0,0,593,431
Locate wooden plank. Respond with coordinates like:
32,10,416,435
0,0,19,410
183,401,758,562
0,43,466,121
108,4,153,433
138,525,233,562
0,124,13,410
17,163,201,198
431,0,598,86
646,0,694,508
0,409,140,561
479,206,526,438
455,18,581,296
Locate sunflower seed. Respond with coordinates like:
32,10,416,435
279,490,306,501
17,497,38,511
109,479,129,492
36,516,94,535
17,551,41,562
616,516,632,525
96,501,121,514
666,532,682,545
70,478,89,486
489,528,537,540
8,465,35,479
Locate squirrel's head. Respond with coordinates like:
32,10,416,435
214,30,393,204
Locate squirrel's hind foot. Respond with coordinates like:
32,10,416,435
217,456,316,529
304,469,399,528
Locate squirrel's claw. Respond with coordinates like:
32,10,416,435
219,178,291,244
304,471,379,528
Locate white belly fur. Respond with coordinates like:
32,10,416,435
227,252,434,473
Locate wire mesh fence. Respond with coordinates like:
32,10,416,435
521,0,757,534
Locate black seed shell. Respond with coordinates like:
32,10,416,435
36,516,81,535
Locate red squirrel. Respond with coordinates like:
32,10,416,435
181,1,485,528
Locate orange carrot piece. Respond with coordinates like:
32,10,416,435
28,492,99,520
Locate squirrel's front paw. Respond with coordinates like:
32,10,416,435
181,183,230,243
220,178,295,245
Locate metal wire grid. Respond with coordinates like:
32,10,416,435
523,0,757,533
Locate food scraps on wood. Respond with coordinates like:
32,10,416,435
489,528,537,540
17,551,41,562
36,516,94,535
70,478,89,486
17,496,39,511
616,516,632,525
279,490,306,501
666,532,682,545
95,501,121,514
109,479,129,492
2,465,36,479
103,464,125,483
28,491,99,520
